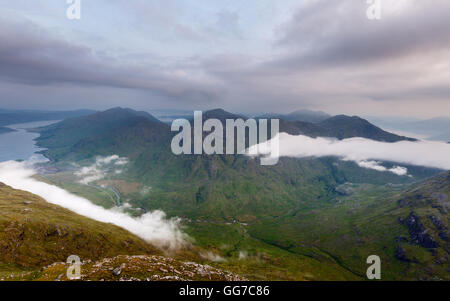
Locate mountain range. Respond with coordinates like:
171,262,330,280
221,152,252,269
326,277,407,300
368,116,450,142
33,108,437,222
256,109,331,123
0,109,96,127
0,127,15,135
1,107,448,280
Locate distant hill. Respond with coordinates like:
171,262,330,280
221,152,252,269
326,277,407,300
318,115,416,142
429,131,450,142
0,109,96,126
0,127,15,135
367,116,450,141
119,107,161,123
150,109,194,124
34,107,431,223
201,108,247,121
33,107,167,159
201,109,414,142
257,109,330,123
34,108,415,165
285,109,331,123
278,115,415,142
404,117,450,133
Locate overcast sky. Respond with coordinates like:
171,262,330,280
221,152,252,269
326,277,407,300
0,0,449,117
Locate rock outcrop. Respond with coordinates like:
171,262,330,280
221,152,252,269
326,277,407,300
38,255,246,281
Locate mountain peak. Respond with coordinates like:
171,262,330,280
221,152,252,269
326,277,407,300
102,107,161,123
203,108,245,120
319,115,416,142
205,108,227,114
257,109,330,123
288,109,330,117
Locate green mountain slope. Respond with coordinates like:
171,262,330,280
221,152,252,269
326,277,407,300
33,108,439,221
277,114,416,142
29,107,449,280
0,182,161,274
0,182,253,281
257,109,331,123
249,171,450,280
318,115,416,142
35,108,415,161
0,182,356,281
260,114,416,142
33,107,168,161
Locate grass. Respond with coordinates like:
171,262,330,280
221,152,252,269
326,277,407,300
36,170,450,280
35,173,118,209
0,182,160,272
184,222,360,280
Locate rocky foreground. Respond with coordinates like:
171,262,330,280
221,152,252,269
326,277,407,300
38,255,246,281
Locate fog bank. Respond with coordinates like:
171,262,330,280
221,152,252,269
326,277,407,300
249,133,450,171
0,160,187,250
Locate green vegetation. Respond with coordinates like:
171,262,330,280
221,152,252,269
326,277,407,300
33,108,438,222
185,222,359,280
26,108,449,280
248,175,449,280
35,173,119,209
0,182,161,277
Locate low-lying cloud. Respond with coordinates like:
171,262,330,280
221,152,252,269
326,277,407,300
199,251,226,263
0,160,187,250
356,160,408,176
248,133,450,172
74,155,129,184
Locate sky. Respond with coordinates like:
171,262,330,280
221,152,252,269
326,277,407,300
0,0,449,118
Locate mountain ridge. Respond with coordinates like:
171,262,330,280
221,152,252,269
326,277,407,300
0,127,15,135
257,109,330,123
23,107,449,280
0,109,96,127
32,107,433,225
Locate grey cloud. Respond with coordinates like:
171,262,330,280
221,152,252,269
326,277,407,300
0,16,223,105
212,10,242,39
274,0,450,70
1,1,450,117
203,0,450,114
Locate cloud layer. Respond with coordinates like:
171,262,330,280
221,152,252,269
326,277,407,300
1,1,450,116
249,133,450,171
0,160,187,250
74,155,128,184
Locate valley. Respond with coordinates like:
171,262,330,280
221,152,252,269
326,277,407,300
0,107,445,280
1,0,450,288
